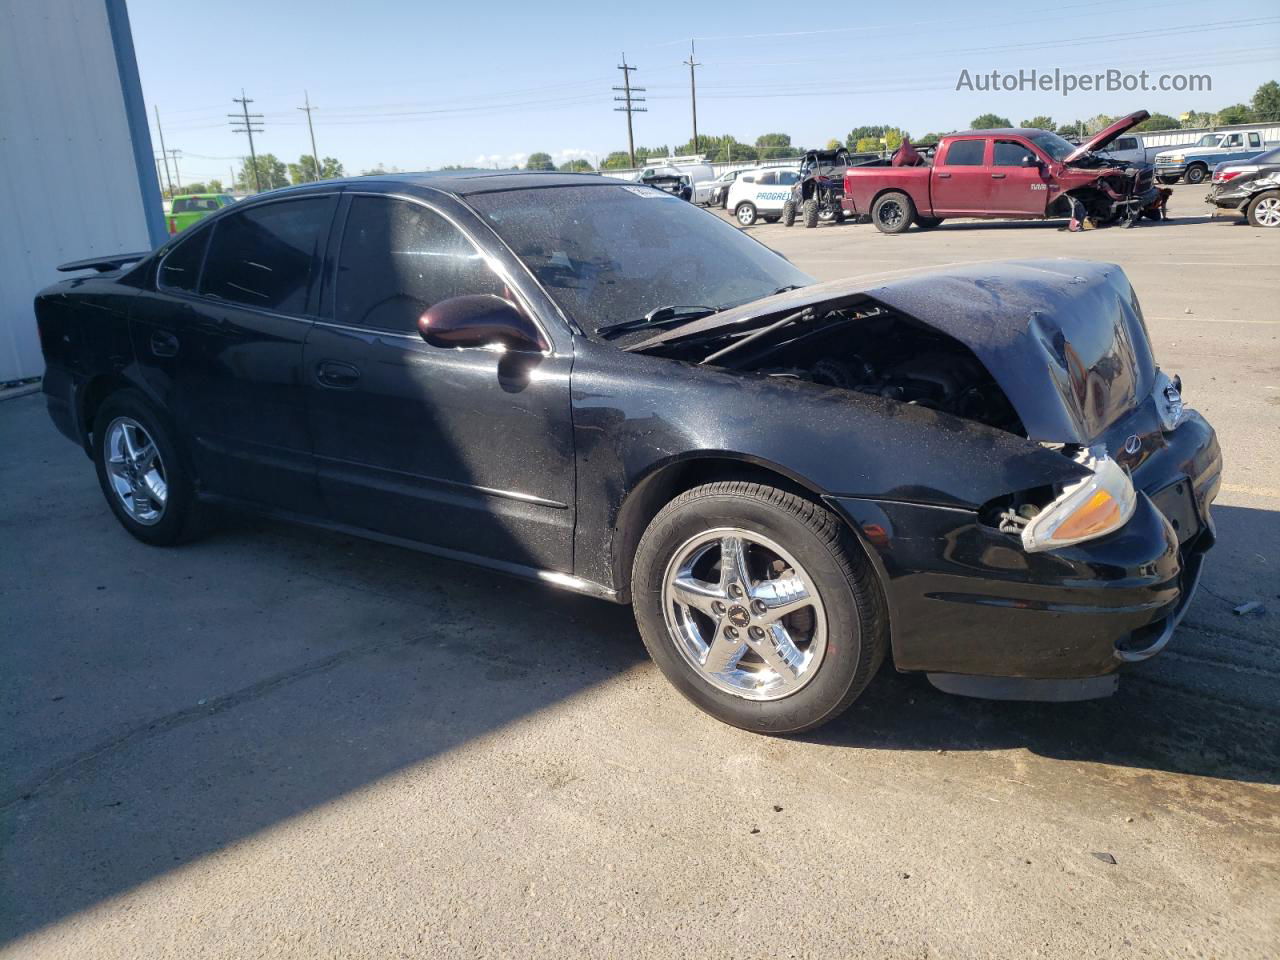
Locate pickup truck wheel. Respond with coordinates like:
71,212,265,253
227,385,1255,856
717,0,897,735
915,217,943,229
1184,164,1207,185
735,202,758,226
781,200,796,226
802,199,819,228
92,390,205,546
871,191,914,234
1246,190,1280,227
631,481,888,734
1158,175,1179,185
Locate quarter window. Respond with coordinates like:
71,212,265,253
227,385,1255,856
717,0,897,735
200,196,336,313
944,140,986,166
158,228,210,293
1249,133,1261,147
335,196,505,333
992,140,1035,166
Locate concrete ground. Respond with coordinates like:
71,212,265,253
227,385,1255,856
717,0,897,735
2,186,1277,959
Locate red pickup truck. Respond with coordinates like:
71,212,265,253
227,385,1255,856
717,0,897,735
842,111,1159,233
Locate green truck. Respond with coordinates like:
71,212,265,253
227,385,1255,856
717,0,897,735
166,193,236,235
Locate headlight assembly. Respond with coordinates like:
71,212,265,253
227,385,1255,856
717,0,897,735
1021,449,1137,553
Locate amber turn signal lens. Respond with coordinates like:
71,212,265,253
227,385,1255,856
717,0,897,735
1051,489,1123,542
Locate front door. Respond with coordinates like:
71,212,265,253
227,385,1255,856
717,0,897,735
930,137,991,216
986,139,1051,216
303,194,576,573
131,194,338,512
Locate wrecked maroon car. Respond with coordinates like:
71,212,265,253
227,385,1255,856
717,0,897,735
842,110,1161,233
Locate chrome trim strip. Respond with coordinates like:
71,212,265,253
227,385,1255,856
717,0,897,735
312,451,568,509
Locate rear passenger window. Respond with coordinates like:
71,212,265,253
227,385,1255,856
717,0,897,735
944,140,986,166
335,196,505,333
158,227,210,293
758,172,777,185
201,196,336,314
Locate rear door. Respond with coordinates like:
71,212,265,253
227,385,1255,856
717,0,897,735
302,193,576,572
931,138,990,215
132,193,338,513
987,139,1051,216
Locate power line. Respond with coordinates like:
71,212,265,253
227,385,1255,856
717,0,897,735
613,54,646,168
298,90,321,180
229,89,265,193
683,41,701,152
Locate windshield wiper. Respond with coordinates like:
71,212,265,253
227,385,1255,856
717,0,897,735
597,304,719,339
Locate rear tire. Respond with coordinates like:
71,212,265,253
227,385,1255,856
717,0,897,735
1246,190,1280,227
781,200,796,226
631,481,888,734
92,389,205,546
871,191,915,234
735,202,758,227
802,199,819,228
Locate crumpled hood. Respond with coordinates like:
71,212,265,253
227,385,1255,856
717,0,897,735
631,259,1157,444
1065,110,1149,164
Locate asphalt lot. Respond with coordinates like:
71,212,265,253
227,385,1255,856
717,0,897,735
2,185,1278,959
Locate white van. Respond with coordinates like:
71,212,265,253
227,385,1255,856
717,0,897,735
725,168,801,226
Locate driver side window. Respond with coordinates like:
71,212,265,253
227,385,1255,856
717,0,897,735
335,196,504,334
992,140,1035,166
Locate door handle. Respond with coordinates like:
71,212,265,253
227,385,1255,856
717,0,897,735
991,173,1007,179
316,360,361,388
150,330,179,357
937,172,951,179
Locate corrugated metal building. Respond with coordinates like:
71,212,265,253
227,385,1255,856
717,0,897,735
0,0,164,383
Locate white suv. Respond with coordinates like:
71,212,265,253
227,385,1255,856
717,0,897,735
725,168,801,226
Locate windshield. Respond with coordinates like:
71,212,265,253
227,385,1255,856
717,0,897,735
1028,131,1078,161
469,184,812,340
1195,134,1223,148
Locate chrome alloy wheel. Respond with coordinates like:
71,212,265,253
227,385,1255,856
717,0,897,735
661,528,828,701
104,416,168,525
1254,196,1280,227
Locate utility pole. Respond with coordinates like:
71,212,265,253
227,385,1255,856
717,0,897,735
297,90,321,180
613,54,646,168
166,148,183,191
229,89,265,193
683,41,701,154
153,105,174,197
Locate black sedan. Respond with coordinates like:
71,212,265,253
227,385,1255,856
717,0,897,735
1206,146,1280,227
37,172,1222,733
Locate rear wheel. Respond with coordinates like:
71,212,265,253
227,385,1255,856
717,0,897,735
735,202,758,227
781,200,796,226
92,390,204,546
631,482,887,734
871,191,914,234
1184,164,1207,185
802,198,819,228
1246,190,1280,227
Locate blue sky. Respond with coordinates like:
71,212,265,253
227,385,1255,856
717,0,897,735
128,0,1280,183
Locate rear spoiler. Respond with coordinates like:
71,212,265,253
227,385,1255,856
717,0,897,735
56,252,150,273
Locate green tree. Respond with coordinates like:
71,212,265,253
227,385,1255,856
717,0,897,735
883,128,905,151
1133,113,1179,132
236,153,288,192
824,138,841,150
206,178,223,193
755,133,793,159
1252,80,1280,122
854,137,880,153
1020,115,1056,131
844,125,886,149
970,113,1012,129
558,158,594,172
526,152,555,171
182,182,208,195
1216,103,1253,125
288,155,345,184
1180,110,1215,129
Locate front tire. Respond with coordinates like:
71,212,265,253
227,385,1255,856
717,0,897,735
802,198,819,228
1184,164,1207,185
781,200,796,226
1246,190,1280,227
631,482,887,734
92,389,204,546
735,202,758,227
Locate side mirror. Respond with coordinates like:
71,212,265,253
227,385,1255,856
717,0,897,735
418,294,547,353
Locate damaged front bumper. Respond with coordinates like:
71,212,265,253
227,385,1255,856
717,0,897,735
829,409,1221,701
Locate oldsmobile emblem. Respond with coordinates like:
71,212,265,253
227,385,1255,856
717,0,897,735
1124,435,1143,455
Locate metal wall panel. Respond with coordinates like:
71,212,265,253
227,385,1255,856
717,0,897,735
0,0,162,382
